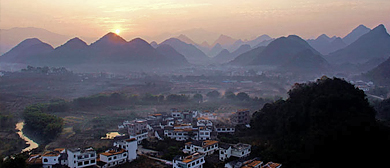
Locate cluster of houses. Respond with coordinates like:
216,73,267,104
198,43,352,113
118,109,250,144
26,137,138,168
25,108,281,168
120,108,281,168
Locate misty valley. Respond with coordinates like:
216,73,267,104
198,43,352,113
1,23,390,168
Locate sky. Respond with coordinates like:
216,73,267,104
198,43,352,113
1,0,390,43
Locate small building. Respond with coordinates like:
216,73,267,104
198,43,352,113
225,158,263,168
97,148,127,168
219,143,232,161
173,153,205,168
67,147,97,168
231,143,251,158
183,140,219,156
26,148,67,168
219,143,251,161
113,138,137,162
230,109,250,125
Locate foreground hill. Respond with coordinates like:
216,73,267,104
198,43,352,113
326,24,390,65
250,77,390,167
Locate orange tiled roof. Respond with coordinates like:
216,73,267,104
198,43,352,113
100,149,126,156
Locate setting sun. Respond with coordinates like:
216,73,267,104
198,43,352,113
115,29,120,35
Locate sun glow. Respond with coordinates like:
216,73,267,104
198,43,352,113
115,29,120,35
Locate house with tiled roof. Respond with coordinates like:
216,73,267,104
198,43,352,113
173,153,205,168
97,148,128,168
183,140,219,156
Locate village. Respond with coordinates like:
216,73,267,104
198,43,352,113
24,108,282,168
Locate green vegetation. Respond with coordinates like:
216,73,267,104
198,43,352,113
23,104,64,143
0,153,29,168
142,139,185,161
249,77,390,167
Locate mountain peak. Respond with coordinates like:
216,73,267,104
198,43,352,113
177,34,196,45
63,37,87,47
343,24,371,45
98,32,126,44
212,34,236,47
371,24,387,34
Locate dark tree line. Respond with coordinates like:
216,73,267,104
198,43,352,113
23,105,64,143
249,77,390,167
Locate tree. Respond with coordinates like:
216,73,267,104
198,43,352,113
236,92,250,101
193,94,203,103
225,91,236,100
206,90,220,99
250,77,390,167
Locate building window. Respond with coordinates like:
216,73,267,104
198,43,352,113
91,159,95,163
78,162,82,166
108,157,112,161
114,156,117,159
84,160,89,165
90,154,95,157
43,158,48,162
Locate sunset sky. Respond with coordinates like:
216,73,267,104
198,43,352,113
1,0,390,43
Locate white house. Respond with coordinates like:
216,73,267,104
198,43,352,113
183,140,219,156
173,153,205,168
215,127,235,134
218,144,232,161
197,118,213,127
231,143,251,158
113,138,137,162
218,143,251,161
41,150,62,168
97,148,127,168
67,147,97,168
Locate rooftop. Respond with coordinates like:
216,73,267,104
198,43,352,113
262,162,282,168
100,149,126,156
180,153,204,163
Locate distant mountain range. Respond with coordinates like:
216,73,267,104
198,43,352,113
0,33,189,68
0,27,96,55
2,24,390,76
326,24,390,66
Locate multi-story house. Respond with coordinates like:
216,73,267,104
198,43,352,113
113,138,137,162
67,147,97,168
97,148,127,168
218,143,251,161
183,140,219,156
230,109,250,125
173,153,205,168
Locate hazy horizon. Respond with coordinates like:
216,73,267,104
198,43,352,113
1,0,390,44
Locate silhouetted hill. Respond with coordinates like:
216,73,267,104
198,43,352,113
280,49,330,73
160,38,209,64
365,56,390,86
176,34,197,45
39,37,89,66
213,44,252,64
208,43,224,57
246,35,272,48
229,46,266,65
250,35,320,66
307,34,346,55
0,38,53,63
212,34,237,48
1,34,191,69
326,24,390,65
155,44,190,65
343,24,371,45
